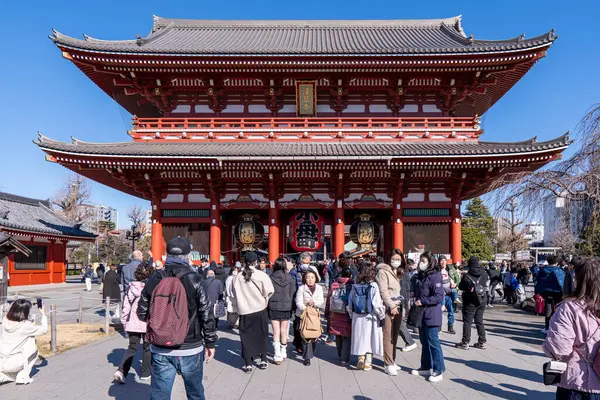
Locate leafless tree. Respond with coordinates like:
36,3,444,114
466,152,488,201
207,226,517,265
52,174,94,224
128,205,148,236
489,104,600,253
495,198,528,261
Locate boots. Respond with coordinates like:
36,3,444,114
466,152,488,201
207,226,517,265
273,341,282,365
280,343,288,360
448,324,456,334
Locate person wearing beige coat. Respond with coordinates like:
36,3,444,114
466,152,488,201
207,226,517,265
376,249,417,376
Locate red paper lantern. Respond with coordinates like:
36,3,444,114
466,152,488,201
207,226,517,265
289,211,324,251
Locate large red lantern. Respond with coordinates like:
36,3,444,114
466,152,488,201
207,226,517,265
234,214,265,252
289,211,324,251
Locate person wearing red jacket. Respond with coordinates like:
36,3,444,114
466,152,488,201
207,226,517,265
325,268,354,366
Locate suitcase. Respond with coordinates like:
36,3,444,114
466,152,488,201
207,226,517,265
534,294,545,315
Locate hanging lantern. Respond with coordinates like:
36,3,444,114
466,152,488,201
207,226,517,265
350,214,380,251
234,214,264,251
289,211,324,251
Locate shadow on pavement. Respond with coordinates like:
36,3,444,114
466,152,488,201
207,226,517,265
446,356,543,382
511,348,546,357
452,378,549,400
107,348,126,367
31,356,48,378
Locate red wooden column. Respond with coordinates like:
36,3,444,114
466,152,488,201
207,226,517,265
151,199,163,262
48,239,55,283
333,199,345,258
450,202,462,264
392,200,404,251
268,200,280,263
209,195,221,263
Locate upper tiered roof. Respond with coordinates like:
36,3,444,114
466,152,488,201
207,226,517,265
52,16,555,56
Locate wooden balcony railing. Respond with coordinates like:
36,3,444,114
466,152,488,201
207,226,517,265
130,116,481,141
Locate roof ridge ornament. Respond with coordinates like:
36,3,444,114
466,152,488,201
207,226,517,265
518,33,525,42
548,28,556,40
136,34,143,46
468,34,475,45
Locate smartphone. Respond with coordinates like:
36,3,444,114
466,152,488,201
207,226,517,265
36,298,43,309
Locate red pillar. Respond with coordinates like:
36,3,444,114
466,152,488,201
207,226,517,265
450,202,462,264
392,201,403,251
268,201,280,264
48,240,55,283
334,199,345,258
209,196,221,263
151,200,163,262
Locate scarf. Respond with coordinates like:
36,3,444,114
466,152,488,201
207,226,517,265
307,284,316,294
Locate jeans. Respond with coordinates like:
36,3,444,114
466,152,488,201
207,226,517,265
119,332,151,378
335,335,351,363
543,294,563,330
150,351,206,400
418,325,445,374
443,295,455,326
462,303,486,344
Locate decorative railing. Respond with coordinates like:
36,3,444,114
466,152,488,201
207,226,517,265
130,116,481,141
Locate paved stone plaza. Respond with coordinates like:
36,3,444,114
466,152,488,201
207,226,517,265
0,282,554,400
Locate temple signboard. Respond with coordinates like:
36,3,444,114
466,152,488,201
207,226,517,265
296,80,317,117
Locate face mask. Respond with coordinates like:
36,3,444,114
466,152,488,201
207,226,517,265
391,260,402,268
418,262,429,271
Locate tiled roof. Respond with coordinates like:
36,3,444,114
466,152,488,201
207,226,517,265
51,16,555,56
36,134,570,159
0,192,97,239
0,232,31,256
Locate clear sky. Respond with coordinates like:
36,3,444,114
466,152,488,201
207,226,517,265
2,0,598,228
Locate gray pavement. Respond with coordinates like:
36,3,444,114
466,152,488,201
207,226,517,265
0,299,555,400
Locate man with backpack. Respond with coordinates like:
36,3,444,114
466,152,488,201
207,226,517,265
456,256,489,350
534,255,565,334
137,236,217,400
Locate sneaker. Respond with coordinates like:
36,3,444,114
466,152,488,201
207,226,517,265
384,365,398,376
341,361,349,367
357,356,365,370
455,342,470,350
441,305,447,312
139,375,151,381
455,298,462,304
473,342,487,350
402,343,417,352
113,371,125,384
489,304,494,308
242,365,253,374
303,359,311,366
447,325,456,334
410,369,431,377
428,372,444,383
541,328,548,334
258,361,268,370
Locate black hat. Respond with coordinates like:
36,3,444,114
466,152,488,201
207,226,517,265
438,255,447,262
468,256,480,270
167,236,192,256
244,251,258,264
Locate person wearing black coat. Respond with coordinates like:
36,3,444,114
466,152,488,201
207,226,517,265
456,256,489,350
204,270,224,329
268,258,296,365
214,264,229,287
487,263,502,306
102,264,122,318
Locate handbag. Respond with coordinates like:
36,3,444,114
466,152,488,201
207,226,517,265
407,306,425,328
213,300,226,318
543,360,567,385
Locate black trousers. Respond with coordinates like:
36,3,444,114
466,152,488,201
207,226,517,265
543,294,563,330
119,332,151,378
335,335,351,363
293,316,303,350
461,303,486,345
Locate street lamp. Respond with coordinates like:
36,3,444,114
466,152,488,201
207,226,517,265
126,224,142,253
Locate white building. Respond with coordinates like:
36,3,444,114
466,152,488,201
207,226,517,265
543,195,594,246
81,204,119,233
524,222,544,246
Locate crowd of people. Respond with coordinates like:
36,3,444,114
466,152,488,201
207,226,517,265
1,234,598,400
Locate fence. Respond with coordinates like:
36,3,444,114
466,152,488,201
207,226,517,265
4,293,121,354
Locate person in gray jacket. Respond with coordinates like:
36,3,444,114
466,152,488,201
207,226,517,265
121,250,143,297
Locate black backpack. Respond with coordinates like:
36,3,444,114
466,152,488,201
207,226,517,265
466,275,486,306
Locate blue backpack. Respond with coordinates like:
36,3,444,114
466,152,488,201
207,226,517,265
351,284,373,314
535,266,565,295
510,275,519,290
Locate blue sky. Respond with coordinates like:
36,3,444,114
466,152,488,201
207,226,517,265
2,0,599,228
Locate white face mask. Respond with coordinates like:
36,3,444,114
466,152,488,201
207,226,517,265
418,262,429,271
391,260,402,268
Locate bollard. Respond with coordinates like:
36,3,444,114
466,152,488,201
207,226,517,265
105,297,110,335
78,294,83,324
50,304,57,353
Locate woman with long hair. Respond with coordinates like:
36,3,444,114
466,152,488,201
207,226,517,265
376,248,416,376
348,263,385,371
0,299,48,384
410,251,446,383
225,261,242,329
268,258,296,365
543,258,600,399
232,252,274,373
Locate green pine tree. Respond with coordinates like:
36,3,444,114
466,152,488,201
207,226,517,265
462,197,494,261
